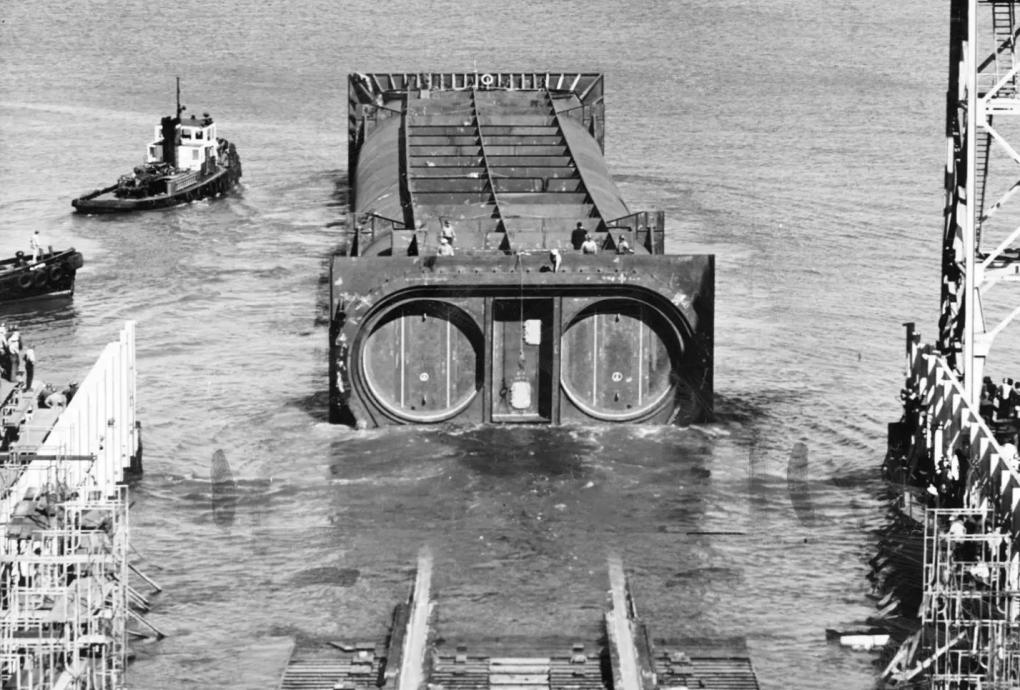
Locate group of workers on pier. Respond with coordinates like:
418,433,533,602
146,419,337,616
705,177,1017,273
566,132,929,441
910,374,1020,512
0,323,76,410
432,219,637,260
0,324,34,391
979,376,1020,437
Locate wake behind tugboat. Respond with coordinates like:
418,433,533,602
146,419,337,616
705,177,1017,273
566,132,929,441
71,79,241,214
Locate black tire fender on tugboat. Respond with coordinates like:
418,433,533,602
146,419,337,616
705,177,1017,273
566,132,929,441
32,269,48,288
48,264,66,285
16,272,33,290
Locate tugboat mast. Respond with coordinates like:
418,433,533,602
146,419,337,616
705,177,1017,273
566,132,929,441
941,0,1020,405
176,75,183,118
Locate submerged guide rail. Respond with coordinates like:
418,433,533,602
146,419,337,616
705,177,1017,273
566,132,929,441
278,552,760,690
330,72,714,428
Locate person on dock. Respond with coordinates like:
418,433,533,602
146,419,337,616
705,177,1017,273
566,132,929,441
437,236,455,256
581,234,598,255
998,378,1015,421
1003,441,1019,473
980,376,997,424
980,388,996,425
21,343,34,391
0,326,8,383
29,230,43,263
6,328,21,384
42,389,66,409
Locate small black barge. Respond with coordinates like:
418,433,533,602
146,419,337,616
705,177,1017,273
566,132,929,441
72,81,241,214
0,248,83,303
329,72,714,427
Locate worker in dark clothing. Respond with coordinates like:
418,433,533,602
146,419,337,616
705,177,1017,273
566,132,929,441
571,222,587,249
21,344,34,391
6,328,20,385
0,325,8,382
999,378,1015,420
980,386,996,425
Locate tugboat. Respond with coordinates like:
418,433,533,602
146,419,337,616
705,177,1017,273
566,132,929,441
71,79,241,214
0,246,83,303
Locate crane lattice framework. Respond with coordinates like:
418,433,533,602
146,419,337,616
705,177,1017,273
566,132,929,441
943,0,1020,404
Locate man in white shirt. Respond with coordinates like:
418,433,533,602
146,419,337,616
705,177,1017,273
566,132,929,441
29,231,43,262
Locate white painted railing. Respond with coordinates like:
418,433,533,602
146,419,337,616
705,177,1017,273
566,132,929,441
0,321,138,528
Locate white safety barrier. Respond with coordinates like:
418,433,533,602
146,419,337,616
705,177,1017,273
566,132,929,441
0,321,138,531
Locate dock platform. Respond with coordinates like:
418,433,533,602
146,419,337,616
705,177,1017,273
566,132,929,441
0,322,143,690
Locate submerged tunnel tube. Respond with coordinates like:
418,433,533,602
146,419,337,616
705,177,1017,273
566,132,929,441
359,299,484,423
560,299,683,421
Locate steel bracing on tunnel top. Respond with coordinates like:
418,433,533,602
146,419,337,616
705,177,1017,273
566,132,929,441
399,83,626,238
941,0,1020,404
344,72,664,257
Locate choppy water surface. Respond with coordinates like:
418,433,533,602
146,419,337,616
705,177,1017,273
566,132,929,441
0,2,953,688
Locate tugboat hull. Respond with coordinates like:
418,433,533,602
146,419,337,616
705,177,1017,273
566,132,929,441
0,249,84,303
71,151,241,214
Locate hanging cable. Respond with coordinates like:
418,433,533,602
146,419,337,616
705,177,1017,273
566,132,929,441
510,252,532,411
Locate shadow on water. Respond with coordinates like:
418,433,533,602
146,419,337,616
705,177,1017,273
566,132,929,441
787,441,817,527
0,296,79,326
147,450,287,526
327,170,349,209
288,389,331,422
210,449,238,527
444,426,595,478
712,389,796,426
286,565,360,588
